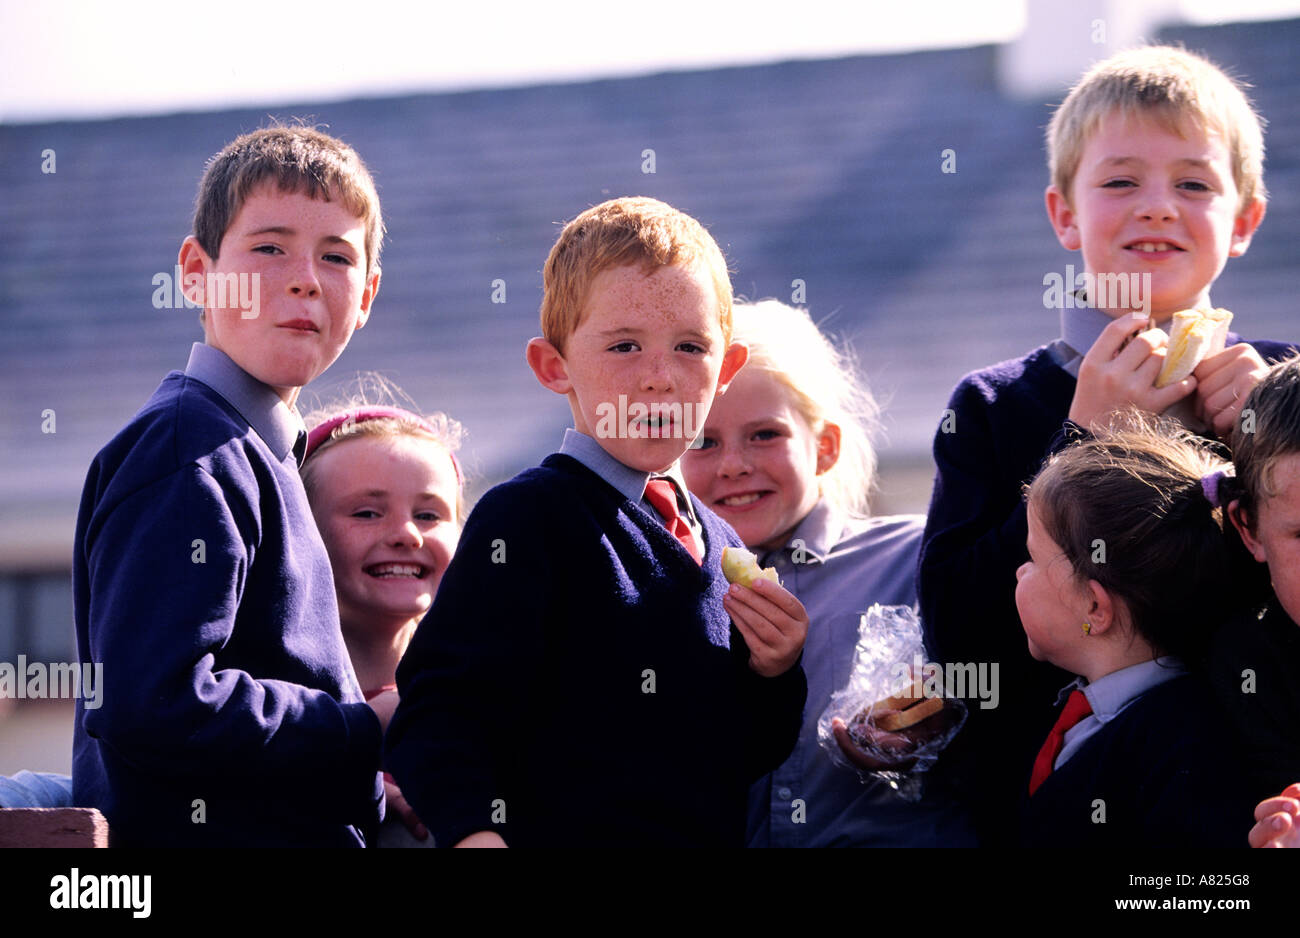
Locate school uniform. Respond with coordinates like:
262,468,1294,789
72,344,383,846
1023,660,1253,847
385,430,807,847
918,303,1295,844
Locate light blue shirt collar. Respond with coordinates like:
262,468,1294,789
1070,656,1186,718
184,343,306,463
558,428,697,522
1057,304,1117,372
1053,656,1185,769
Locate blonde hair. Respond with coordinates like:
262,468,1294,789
730,300,879,518
540,197,733,354
1047,45,1266,209
300,374,466,523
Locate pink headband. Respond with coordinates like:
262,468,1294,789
304,406,463,488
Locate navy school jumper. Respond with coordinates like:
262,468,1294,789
386,453,808,847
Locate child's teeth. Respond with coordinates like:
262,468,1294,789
370,564,422,577
723,494,761,506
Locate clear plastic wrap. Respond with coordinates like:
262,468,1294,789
817,604,968,801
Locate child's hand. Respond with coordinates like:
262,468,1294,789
1248,783,1300,848
1192,343,1271,438
382,772,428,840
829,716,918,771
725,577,808,677
1069,313,1196,431
368,688,400,734
455,830,508,848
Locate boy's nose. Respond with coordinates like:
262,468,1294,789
286,255,321,297
1135,190,1178,223
639,354,673,391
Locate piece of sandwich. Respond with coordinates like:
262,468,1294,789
720,546,780,589
1154,307,1233,388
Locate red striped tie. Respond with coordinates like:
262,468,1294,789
644,479,703,565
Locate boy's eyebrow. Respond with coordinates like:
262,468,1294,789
1097,156,1218,170
595,327,713,341
244,225,359,245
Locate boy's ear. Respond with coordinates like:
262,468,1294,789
355,270,380,330
1227,498,1268,563
178,236,210,307
1045,185,1081,252
816,421,842,474
715,342,749,394
1229,197,1266,258
525,337,572,394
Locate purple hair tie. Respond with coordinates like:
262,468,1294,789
1200,468,1233,508
304,406,462,488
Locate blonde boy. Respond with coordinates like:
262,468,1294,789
387,197,808,847
918,47,1296,844
73,127,387,846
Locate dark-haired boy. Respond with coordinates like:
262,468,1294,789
73,127,386,846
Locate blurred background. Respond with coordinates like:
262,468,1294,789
3,0,1298,773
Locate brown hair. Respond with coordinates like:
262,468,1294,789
193,124,384,275
1229,353,1300,527
1027,411,1233,661
1047,45,1266,210
539,197,732,354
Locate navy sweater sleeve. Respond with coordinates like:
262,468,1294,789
73,377,382,845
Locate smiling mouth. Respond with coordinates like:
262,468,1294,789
1126,241,1184,253
365,563,427,579
718,492,767,507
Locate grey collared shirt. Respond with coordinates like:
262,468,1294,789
184,343,307,465
1054,656,1186,770
1050,303,1121,377
558,428,701,535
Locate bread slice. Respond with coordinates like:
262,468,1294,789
874,695,946,731
1155,307,1233,388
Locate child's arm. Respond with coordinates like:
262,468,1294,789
80,464,382,818
1249,783,1300,848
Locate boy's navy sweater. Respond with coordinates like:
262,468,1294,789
72,372,383,846
386,453,808,847
1022,673,1254,847
919,334,1297,844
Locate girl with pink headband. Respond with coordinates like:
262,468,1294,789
301,389,466,846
